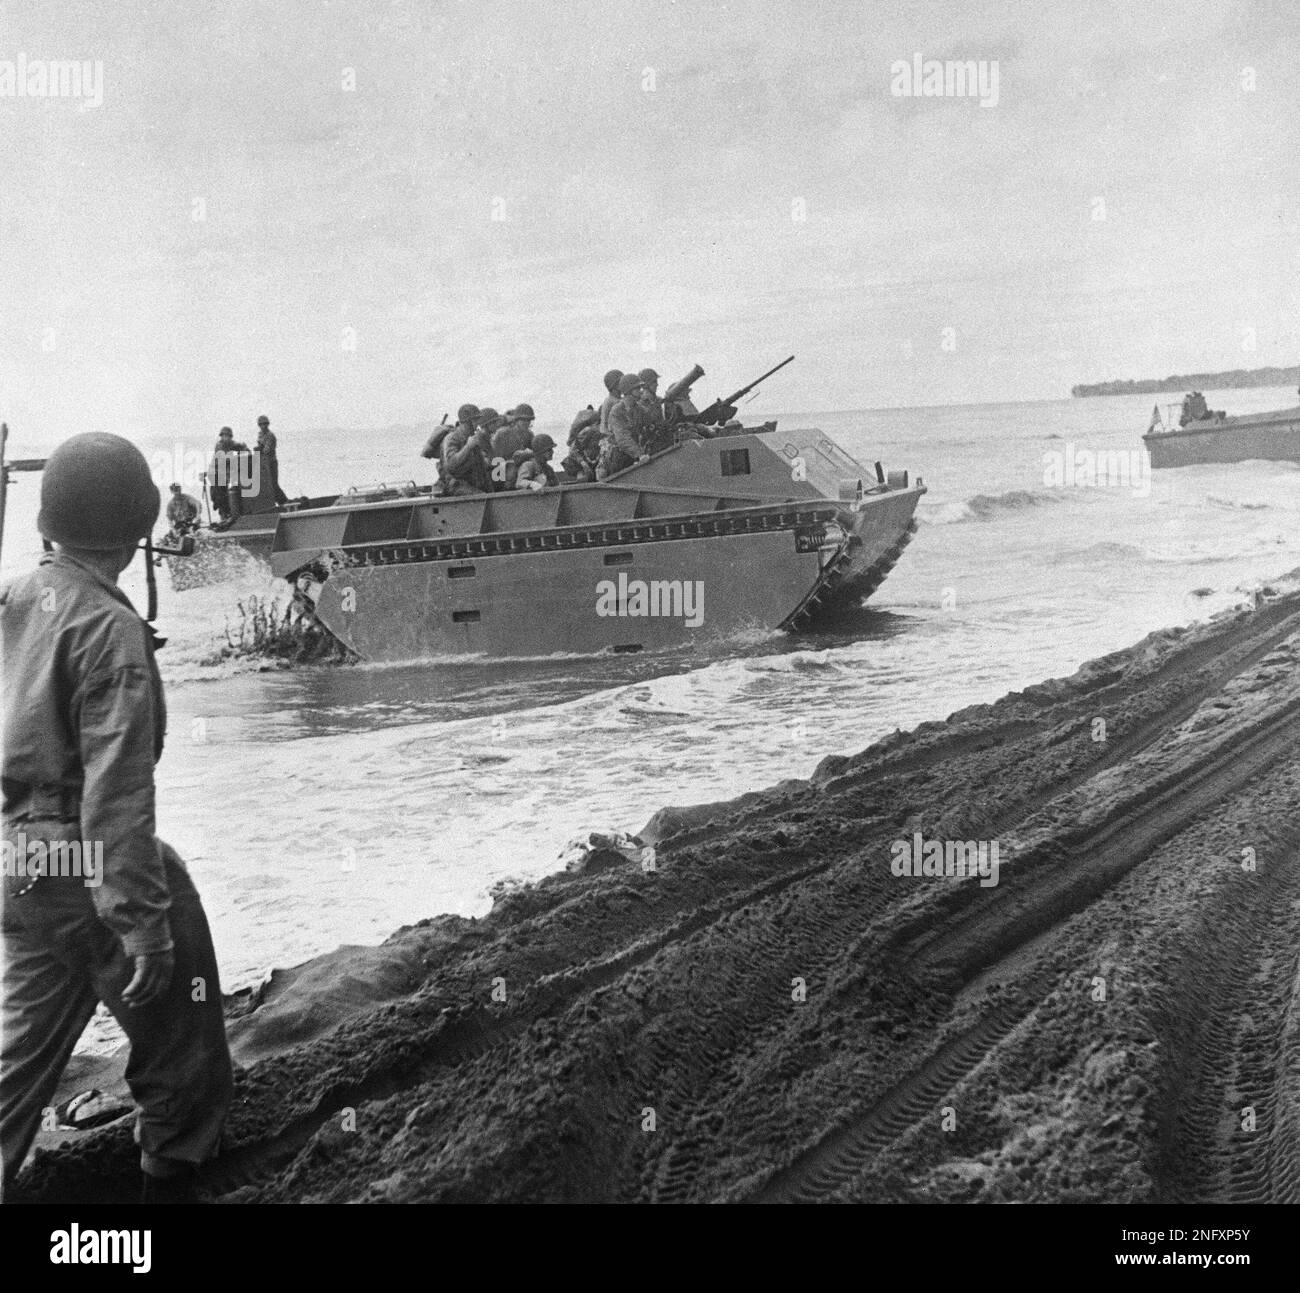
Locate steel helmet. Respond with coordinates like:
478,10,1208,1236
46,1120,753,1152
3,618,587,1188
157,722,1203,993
38,432,160,550
618,373,644,396
638,367,659,385
532,433,555,453
476,407,500,425
508,403,535,421
456,403,480,423
603,369,623,393
257,415,270,426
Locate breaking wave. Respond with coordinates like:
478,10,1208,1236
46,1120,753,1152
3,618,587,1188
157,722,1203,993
924,488,1066,525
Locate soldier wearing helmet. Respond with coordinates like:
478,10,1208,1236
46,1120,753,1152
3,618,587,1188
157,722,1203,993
598,369,625,440
491,404,536,461
602,373,652,476
1,434,233,1203
514,433,558,490
439,403,495,495
254,415,287,506
165,482,201,535
636,368,671,452
207,426,251,523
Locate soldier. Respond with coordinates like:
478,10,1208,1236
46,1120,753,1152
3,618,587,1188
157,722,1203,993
1,433,234,1203
206,427,234,520
440,403,495,495
254,415,287,506
208,427,252,523
420,415,460,493
603,374,652,476
636,368,672,454
561,422,602,482
598,369,624,438
637,368,663,417
568,405,600,446
164,483,200,534
515,434,558,489
491,405,535,461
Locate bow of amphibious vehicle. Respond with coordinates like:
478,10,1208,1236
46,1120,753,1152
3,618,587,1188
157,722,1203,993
262,424,925,661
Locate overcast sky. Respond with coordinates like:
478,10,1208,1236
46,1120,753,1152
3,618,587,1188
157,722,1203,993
1,0,1296,440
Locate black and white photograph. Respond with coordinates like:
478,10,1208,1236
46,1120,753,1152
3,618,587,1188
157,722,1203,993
1,0,1295,1262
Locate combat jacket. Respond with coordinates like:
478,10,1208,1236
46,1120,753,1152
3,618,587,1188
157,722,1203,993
607,399,648,457
599,392,620,436
515,458,557,489
441,424,493,494
166,494,200,527
1,552,172,956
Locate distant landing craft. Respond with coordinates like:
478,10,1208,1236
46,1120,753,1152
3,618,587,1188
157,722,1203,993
1143,392,1300,468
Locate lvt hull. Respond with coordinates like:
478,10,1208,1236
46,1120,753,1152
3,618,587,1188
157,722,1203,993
221,425,924,661
1143,405,1300,468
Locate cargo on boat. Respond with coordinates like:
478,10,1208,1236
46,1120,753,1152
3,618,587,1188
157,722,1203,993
198,422,925,661
1142,392,1300,468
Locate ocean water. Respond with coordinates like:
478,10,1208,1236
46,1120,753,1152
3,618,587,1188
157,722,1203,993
4,385,1299,994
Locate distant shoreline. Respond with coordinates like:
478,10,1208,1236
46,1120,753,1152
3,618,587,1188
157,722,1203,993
1072,366,1299,398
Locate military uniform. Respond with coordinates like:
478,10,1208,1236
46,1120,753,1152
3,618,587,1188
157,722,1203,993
440,422,494,495
605,396,648,474
165,492,200,532
255,425,288,506
1,551,233,1196
491,421,533,462
598,391,621,438
514,435,558,489
208,436,250,521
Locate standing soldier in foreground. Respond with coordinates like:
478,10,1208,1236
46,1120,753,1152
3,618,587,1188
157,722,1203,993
0,433,234,1203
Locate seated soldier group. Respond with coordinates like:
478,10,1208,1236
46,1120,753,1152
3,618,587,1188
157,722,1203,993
428,366,714,496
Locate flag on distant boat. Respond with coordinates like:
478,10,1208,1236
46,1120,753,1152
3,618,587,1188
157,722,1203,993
1148,404,1163,431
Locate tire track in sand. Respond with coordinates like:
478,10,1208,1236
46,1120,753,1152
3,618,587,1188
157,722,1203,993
751,692,1300,1204
1157,827,1300,1204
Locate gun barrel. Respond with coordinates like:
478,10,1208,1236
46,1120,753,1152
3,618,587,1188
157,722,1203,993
718,354,795,408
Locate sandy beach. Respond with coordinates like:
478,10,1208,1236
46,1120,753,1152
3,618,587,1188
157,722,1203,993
15,581,1300,1204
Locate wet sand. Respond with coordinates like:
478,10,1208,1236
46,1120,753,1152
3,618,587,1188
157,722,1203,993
17,585,1300,1203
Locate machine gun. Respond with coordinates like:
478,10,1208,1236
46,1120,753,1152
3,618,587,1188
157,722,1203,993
685,355,794,426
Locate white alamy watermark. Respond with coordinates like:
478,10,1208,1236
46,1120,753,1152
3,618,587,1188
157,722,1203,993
150,439,259,495
890,54,999,107
890,832,1001,887
0,54,103,108
50,1226,151,1274
2,833,103,887
1043,443,1151,498
595,575,704,627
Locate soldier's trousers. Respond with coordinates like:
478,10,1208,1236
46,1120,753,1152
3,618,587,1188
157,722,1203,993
0,835,233,1198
